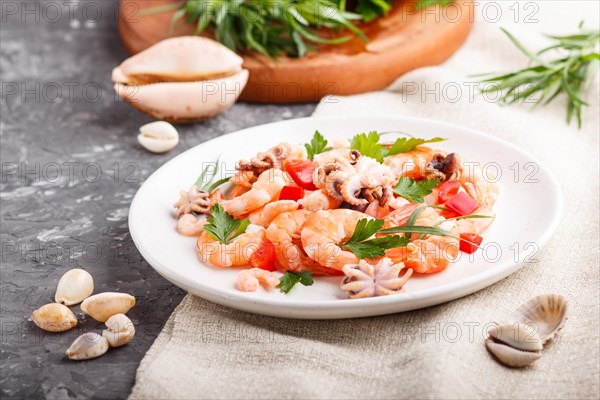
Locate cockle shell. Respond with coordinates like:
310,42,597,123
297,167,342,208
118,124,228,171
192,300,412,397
66,332,109,361
55,268,94,306
112,36,248,123
487,324,543,352
102,313,135,347
80,292,136,322
510,294,568,344
31,303,77,332
485,338,542,368
138,121,179,153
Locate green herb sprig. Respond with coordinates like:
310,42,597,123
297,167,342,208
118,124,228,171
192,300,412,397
478,24,600,128
393,177,440,203
341,219,408,259
203,204,249,245
305,130,332,160
195,159,231,193
277,271,314,293
350,131,446,162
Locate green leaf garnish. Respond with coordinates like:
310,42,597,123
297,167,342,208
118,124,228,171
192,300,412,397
203,204,249,245
378,225,457,238
350,131,387,162
387,137,446,155
194,158,230,192
393,177,440,203
341,218,407,259
305,130,332,160
277,271,314,294
415,0,455,10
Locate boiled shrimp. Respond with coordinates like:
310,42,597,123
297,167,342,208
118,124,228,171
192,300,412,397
298,189,342,211
456,206,495,235
266,210,341,276
221,168,288,217
236,268,280,292
384,146,443,180
176,214,208,236
300,209,368,271
385,207,459,274
196,224,266,268
248,200,299,228
460,163,499,208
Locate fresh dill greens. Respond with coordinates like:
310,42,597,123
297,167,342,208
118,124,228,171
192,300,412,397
143,0,453,58
393,177,440,203
277,271,314,293
341,219,408,259
478,24,600,128
203,204,250,245
305,130,332,160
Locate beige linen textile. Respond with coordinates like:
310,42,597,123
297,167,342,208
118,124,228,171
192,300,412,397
129,2,600,398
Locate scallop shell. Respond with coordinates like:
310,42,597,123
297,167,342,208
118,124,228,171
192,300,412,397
137,121,179,153
102,313,135,347
112,37,248,123
55,268,94,306
31,303,77,332
485,338,542,368
510,294,568,344
66,332,109,361
487,324,543,352
80,292,135,322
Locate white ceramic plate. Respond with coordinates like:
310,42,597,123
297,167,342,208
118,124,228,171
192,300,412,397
129,116,562,319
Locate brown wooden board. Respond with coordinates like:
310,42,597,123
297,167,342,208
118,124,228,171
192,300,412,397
118,0,474,103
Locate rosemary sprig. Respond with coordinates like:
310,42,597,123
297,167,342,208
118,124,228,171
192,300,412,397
143,0,452,58
478,24,600,128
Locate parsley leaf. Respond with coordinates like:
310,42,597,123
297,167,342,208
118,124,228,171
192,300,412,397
393,177,440,203
277,271,314,294
203,203,249,244
305,130,332,160
341,218,407,259
350,131,387,162
387,137,446,156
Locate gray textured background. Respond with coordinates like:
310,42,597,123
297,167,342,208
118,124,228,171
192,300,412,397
0,1,315,398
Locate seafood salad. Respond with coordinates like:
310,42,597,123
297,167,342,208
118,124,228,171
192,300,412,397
172,131,499,299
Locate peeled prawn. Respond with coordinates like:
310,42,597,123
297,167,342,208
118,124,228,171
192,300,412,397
196,224,266,268
176,214,207,236
248,200,299,228
221,169,288,217
236,268,280,292
298,189,342,211
266,210,341,276
384,146,444,180
300,209,368,271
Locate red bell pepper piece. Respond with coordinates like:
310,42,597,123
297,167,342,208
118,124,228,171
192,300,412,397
286,161,318,190
438,180,461,204
444,192,479,216
248,239,277,271
279,186,304,202
459,233,483,254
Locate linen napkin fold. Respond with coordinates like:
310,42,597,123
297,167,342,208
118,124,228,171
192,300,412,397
129,2,599,399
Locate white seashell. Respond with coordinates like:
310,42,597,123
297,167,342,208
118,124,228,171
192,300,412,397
137,121,179,153
510,294,567,345
66,332,109,360
55,268,94,306
31,303,77,332
102,313,135,347
112,37,248,123
80,292,136,322
488,324,543,352
485,338,542,368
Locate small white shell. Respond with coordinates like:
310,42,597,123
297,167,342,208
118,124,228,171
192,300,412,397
510,294,567,344
137,121,179,153
485,338,542,368
80,292,136,322
66,332,109,360
102,313,135,347
488,324,543,352
31,303,77,332
55,268,94,306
